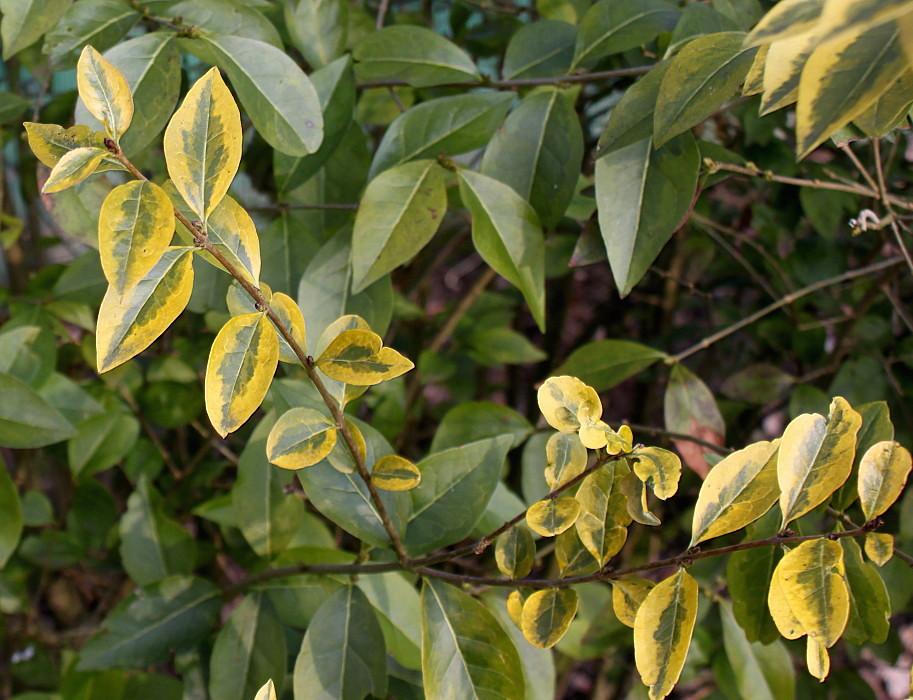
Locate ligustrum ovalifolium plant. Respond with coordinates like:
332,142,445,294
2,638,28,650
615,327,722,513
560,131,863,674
4,0,913,698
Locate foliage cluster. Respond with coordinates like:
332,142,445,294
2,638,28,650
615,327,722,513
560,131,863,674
2,0,913,698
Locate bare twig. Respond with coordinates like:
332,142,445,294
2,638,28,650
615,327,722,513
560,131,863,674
357,65,653,90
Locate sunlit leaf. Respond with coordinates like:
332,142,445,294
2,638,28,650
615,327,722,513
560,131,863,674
744,0,823,46
521,588,578,649
266,407,337,470
806,638,829,681
865,533,893,567
526,497,581,537
537,376,602,434
371,454,422,491
858,441,912,521
77,45,133,142
317,328,413,386
575,463,629,566
41,147,109,193
269,292,307,365
630,447,682,500
612,578,654,628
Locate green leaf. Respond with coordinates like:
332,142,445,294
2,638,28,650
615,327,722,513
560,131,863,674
44,0,140,68
421,579,525,698
78,576,221,670
0,371,76,448
351,160,447,291
634,568,698,700
796,16,912,158
233,417,305,558
840,537,890,645
0,91,31,122
778,396,862,529
526,497,581,537
370,92,513,179
495,526,536,579
726,511,781,644
353,25,480,87
357,572,422,670
854,68,913,137
553,339,666,392
0,325,56,387
0,0,70,60
297,232,394,356
835,400,894,511
95,247,195,373
98,180,174,294
521,588,578,649
654,32,757,146
74,33,181,155
119,476,195,586
669,3,740,50
465,327,548,367
67,408,139,478
209,592,287,700
206,313,279,437
720,363,796,404
690,440,779,546
430,400,533,453
767,538,849,647
189,34,324,157
573,0,680,69
0,454,23,568
502,20,576,80
168,0,282,47
595,135,699,298
481,88,583,227
664,363,725,476
284,0,347,68
596,63,669,157
275,56,356,194
458,169,546,331
41,147,109,194
719,600,795,700
267,407,337,470
405,435,514,555
293,586,387,700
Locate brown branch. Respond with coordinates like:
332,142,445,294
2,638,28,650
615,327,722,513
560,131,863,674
356,65,652,90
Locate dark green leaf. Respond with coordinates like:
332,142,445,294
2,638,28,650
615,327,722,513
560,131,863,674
0,454,22,568
502,20,576,80
553,339,667,391
67,408,139,478
357,572,422,670
0,371,76,448
430,401,533,453
44,0,140,68
596,63,669,157
573,0,680,69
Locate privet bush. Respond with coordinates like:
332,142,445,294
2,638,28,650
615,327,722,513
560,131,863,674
2,0,913,698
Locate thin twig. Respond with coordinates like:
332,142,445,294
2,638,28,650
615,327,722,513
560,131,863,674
827,507,913,568
376,0,392,28
246,202,359,213
668,256,906,363
839,143,880,194
117,385,182,479
626,424,732,454
873,140,913,277
356,65,652,90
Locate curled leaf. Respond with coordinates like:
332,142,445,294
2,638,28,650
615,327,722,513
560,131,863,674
537,376,602,434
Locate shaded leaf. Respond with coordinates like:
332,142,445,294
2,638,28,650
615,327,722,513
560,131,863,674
0,0,69,60
371,455,421,491
502,20,576,80
0,454,22,568
266,407,337,470
612,578,654,628
573,0,680,69
841,536,890,645
664,363,725,477
521,588,578,649
495,526,536,579
719,599,795,700
526,497,581,537
285,0,347,68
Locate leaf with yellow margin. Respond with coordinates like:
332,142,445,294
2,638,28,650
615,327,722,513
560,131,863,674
96,247,194,373
495,525,535,579
865,533,894,567
24,122,124,173
324,419,368,474
579,420,631,453
555,528,600,577
575,463,628,566
41,147,108,193
206,313,279,437
545,432,588,489
520,588,578,649
744,0,823,47
98,180,174,293
76,45,133,143
254,679,277,700
858,441,912,521
806,638,829,682
634,568,698,700
631,447,681,500
768,539,849,647
537,376,601,434
371,454,421,491
316,328,413,386
164,68,241,221
266,407,337,470
760,28,822,115
620,470,661,526
690,440,779,546
816,0,913,44
778,397,861,529
526,497,581,537
612,578,655,628
269,292,307,365
506,590,524,628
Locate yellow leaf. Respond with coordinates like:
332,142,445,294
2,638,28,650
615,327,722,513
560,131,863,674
313,314,373,357
634,568,698,700
24,122,123,172
506,590,524,628
620,470,661,526
205,312,279,437
164,67,241,221
690,440,780,546
579,420,630,453
98,180,174,293
253,679,277,700
324,419,368,474
858,440,912,521
371,454,421,491
537,376,601,434
545,431,588,489
266,407,337,470
865,533,894,567
76,45,133,143
316,328,414,386
760,28,822,115
575,463,629,566
269,292,307,365
768,539,849,647
495,525,535,579
806,638,830,682
817,0,913,43
41,147,108,193
618,424,633,446
778,397,861,529
744,0,823,47
526,497,581,537
520,588,578,649
96,247,194,373
742,44,769,95
612,578,655,628
631,447,682,500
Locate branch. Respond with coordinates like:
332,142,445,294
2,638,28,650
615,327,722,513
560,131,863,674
106,142,411,565
668,255,906,363
357,65,652,90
